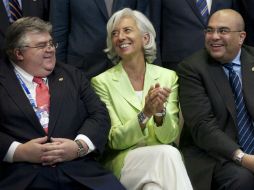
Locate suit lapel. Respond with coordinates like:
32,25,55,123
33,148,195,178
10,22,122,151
94,0,109,19
47,67,65,136
208,47,254,126
111,63,159,111
0,60,45,135
209,59,237,124
185,0,207,26
142,64,160,106
241,47,254,118
111,63,141,110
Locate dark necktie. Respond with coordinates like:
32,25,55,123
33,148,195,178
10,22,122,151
224,63,254,154
33,77,50,133
196,0,209,23
9,0,22,22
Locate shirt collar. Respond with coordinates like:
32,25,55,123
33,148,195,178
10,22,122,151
12,62,47,84
232,49,241,66
13,63,34,84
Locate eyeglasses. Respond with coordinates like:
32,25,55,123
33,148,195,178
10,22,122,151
204,27,242,35
21,40,58,50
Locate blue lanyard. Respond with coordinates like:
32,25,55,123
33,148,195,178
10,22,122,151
15,71,37,108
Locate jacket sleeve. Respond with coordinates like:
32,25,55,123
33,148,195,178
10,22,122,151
77,72,111,154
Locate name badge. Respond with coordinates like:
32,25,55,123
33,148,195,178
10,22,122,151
36,108,49,127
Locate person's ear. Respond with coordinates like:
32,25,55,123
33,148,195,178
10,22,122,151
239,31,246,45
143,32,150,46
15,48,24,61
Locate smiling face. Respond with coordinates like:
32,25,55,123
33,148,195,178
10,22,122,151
111,16,149,62
15,32,56,77
205,10,246,63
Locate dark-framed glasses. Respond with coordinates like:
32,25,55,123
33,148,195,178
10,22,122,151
204,27,242,35
22,40,58,50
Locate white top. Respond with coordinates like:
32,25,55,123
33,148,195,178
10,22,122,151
206,0,212,13
135,90,143,103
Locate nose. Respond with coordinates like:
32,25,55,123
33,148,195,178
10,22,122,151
118,31,125,40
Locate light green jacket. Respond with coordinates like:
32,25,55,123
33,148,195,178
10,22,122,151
91,62,179,178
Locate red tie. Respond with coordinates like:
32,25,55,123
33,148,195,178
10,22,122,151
33,77,50,133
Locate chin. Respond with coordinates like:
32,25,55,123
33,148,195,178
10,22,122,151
44,61,55,68
210,52,224,59
41,70,53,77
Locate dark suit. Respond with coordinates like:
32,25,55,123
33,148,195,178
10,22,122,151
235,0,254,46
178,46,254,190
0,0,50,59
0,57,125,190
50,0,149,79
159,0,236,71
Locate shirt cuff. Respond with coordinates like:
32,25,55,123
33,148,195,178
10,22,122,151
75,134,95,154
3,141,21,163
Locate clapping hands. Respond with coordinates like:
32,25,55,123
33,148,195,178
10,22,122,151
143,83,170,117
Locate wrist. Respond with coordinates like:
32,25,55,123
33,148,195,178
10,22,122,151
13,144,25,162
138,111,151,125
74,139,87,157
154,107,166,117
232,149,245,165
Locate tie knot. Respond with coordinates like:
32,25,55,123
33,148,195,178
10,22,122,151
223,63,234,71
33,77,44,85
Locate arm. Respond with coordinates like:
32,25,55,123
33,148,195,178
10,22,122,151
148,73,179,144
241,153,254,172
76,71,111,154
91,76,143,150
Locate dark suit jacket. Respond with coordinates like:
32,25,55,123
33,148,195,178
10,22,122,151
235,0,254,46
0,57,124,190
50,0,148,79
178,45,254,190
0,0,50,59
159,0,236,70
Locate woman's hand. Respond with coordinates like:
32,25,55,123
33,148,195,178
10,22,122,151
143,83,170,117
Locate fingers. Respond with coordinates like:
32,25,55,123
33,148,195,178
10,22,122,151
32,136,48,144
154,83,160,89
41,143,65,165
41,138,78,165
41,149,64,163
148,86,170,104
50,137,66,143
144,84,170,116
42,155,63,166
42,149,64,159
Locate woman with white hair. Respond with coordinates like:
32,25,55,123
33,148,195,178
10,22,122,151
92,8,192,190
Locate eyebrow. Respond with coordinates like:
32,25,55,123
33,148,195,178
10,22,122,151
33,39,53,44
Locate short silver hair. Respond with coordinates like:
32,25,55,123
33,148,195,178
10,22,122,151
105,8,157,64
5,17,52,60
